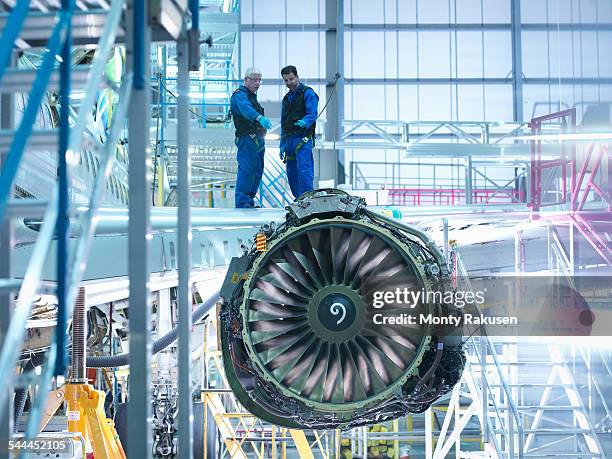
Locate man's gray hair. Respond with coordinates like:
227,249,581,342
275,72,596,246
244,67,262,78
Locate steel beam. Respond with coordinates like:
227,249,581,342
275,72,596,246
0,68,15,457
318,0,344,186
511,0,524,123
126,0,153,456
176,36,193,459
241,23,612,32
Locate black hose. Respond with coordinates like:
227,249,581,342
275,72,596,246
414,342,444,392
13,388,28,430
86,290,220,368
12,290,220,426
13,357,39,429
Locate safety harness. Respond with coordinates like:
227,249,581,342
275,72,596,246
283,135,312,163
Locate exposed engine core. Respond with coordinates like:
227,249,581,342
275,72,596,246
220,190,465,429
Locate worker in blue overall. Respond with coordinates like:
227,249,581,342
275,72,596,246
279,65,319,199
231,67,272,208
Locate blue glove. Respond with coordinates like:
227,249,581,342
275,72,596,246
279,146,285,162
294,119,307,128
258,116,272,130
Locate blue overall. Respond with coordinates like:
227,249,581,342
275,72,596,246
235,136,264,208
281,84,318,199
231,85,266,208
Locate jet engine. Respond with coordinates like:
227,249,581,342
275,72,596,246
220,189,465,429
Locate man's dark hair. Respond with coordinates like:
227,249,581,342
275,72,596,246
281,65,298,77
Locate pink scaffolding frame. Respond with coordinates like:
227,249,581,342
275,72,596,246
529,109,611,266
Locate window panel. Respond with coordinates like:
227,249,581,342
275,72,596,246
455,0,482,23
521,0,547,23
286,0,319,24
385,0,398,23
597,0,612,22
418,31,451,77
240,0,253,24
350,85,386,119
579,0,597,23
397,31,418,78
397,0,417,23
484,31,511,78
484,85,513,121
451,84,457,119
286,31,320,78
398,85,419,120
599,85,612,103
523,84,554,119
252,0,286,24
253,32,280,77
456,31,483,78
546,0,574,23
574,84,601,122
385,31,398,78
345,85,354,119
238,0,612,129
319,31,326,78
419,85,451,120
344,30,353,79
549,84,578,112
580,31,599,77
350,0,385,23
547,31,576,79
351,31,386,78
483,0,510,23
598,32,612,77
522,31,549,77
417,0,450,23
240,32,254,74
385,85,399,120
457,85,484,120
572,30,583,77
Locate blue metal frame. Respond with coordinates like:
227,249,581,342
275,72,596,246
189,0,198,31
55,0,75,379
0,9,73,226
0,0,29,84
134,0,145,89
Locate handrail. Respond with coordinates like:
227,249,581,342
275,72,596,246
577,347,612,428
454,252,524,457
464,359,505,458
260,169,285,208
258,155,292,208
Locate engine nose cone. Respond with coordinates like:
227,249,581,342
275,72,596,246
317,293,356,332
308,285,365,343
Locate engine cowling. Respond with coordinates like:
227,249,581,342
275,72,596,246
220,190,465,429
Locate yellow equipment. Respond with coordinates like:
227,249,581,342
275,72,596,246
63,383,126,458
